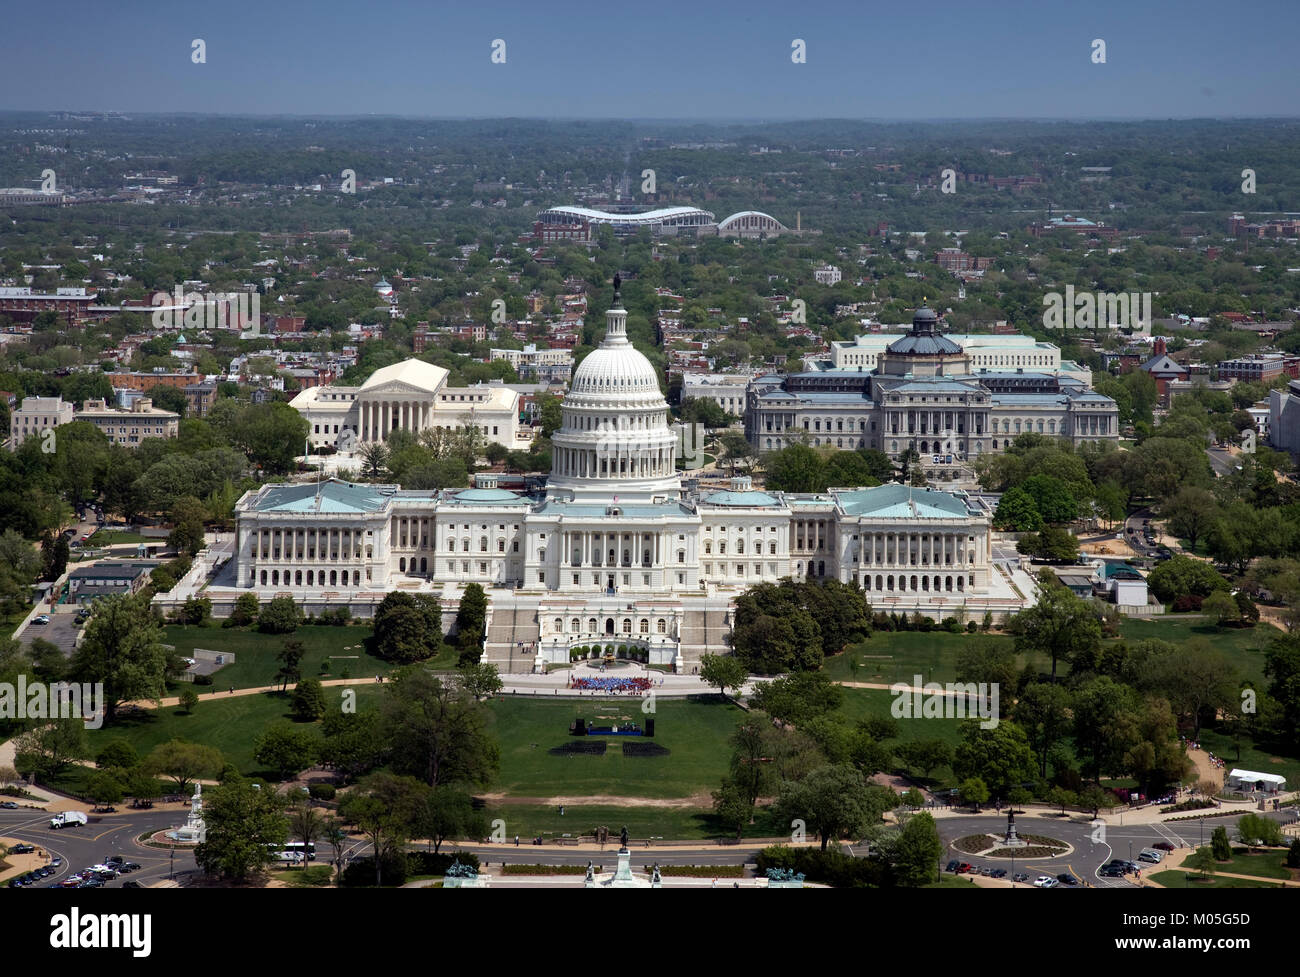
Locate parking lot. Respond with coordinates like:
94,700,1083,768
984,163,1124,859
18,608,83,656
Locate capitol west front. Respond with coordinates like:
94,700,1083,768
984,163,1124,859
229,291,1004,672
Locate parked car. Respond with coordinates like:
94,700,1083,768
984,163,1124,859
990,868,1007,879
945,860,960,873
1056,873,1079,886
1151,841,1176,852
105,855,125,866
1033,875,1058,888
1100,865,1125,878
10,843,35,853
119,863,141,873
957,862,972,874
121,880,144,888
1138,850,1163,864
32,615,50,625
1013,872,1030,883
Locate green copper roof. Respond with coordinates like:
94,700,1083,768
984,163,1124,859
252,479,392,514
834,484,970,519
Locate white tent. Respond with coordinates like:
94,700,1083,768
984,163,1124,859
1226,769,1287,792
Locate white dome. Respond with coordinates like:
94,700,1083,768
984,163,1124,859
570,344,661,397
568,306,661,400
547,293,680,504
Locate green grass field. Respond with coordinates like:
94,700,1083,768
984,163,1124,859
826,631,1058,687
88,530,151,545
1116,618,1279,687
83,685,386,778
1150,870,1283,889
486,694,745,800
1212,847,1296,880
160,623,454,691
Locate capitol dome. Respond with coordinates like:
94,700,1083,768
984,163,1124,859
547,282,680,503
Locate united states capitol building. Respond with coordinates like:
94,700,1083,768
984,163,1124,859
229,288,1023,672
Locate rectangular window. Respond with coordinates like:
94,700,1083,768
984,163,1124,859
573,574,580,585
538,572,545,583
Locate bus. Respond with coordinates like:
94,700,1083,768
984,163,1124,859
267,842,317,861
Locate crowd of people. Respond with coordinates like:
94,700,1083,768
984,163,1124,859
571,676,654,693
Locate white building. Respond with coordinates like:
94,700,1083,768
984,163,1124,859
76,398,180,446
830,331,1069,375
681,373,752,418
813,264,842,285
8,396,74,450
291,359,521,451
229,289,1003,672
490,345,574,383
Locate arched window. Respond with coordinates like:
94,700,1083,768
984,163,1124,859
704,541,712,554
736,540,745,554
553,617,563,633
588,618,597,632
462,539,469,552
480,537,488,552
622,619,632,634
639,619,649,634
539,548,546,562
571,618,580,632
719,541,726,554
657,619,666,633
769,542,777,555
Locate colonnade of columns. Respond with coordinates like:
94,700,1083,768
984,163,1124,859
359,398,434,442
854,530,979,568
559,529,667,568
250,525,371,561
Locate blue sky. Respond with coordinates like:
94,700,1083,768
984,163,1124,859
3,0,1297,118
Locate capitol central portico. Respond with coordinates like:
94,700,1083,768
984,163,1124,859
229,284,1011,673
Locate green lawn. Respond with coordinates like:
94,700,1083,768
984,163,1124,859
88,530,151,545
487,694,746,800
826,631,1052,687
1115,618,1278,688
836,687,964,788
82,685,386,778
925,873,978,888
1150,870,1283,889
160,623,449,691
1213,847,1296,880
479,802,788,842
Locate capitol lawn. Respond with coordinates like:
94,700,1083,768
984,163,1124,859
159,622,449,691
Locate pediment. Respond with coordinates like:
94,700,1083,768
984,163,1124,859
359,380,436,398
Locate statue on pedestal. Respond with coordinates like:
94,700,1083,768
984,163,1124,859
619,825,629,849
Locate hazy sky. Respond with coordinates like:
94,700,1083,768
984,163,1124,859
3,0,1297,119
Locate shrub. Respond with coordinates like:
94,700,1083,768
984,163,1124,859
406,850,480,876
965,621,978,633
193,674,213,686
942,617,961,633
1171,594,1204,613
753,845,888,888
340,851,409,887
307,783,336,801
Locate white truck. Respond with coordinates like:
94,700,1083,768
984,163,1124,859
49,811,88,829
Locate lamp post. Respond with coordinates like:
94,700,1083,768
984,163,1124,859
169,847,174,880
